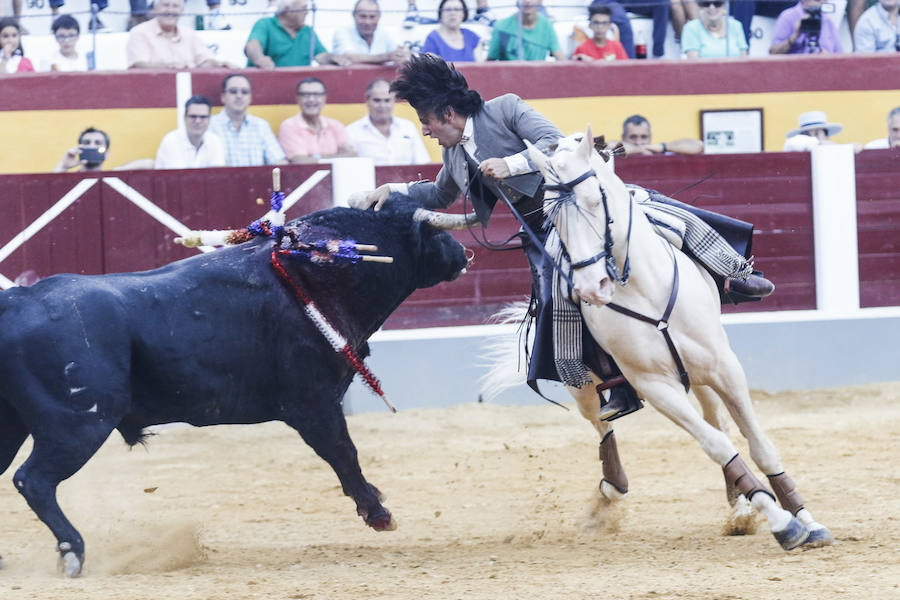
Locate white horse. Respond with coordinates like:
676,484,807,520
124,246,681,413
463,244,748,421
509,126,833,551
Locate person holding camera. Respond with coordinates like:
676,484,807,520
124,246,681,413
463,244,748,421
53,127,110,172
770,0,844,54
853,0,900,53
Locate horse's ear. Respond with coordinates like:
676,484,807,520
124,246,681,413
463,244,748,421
524,139,550,173
579,125,594,160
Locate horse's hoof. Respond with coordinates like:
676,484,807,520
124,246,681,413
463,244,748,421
58,551,83,578
365,508,397,532
599,479,627,502
369,515,397,532
773,516,809,551
801,527,834,549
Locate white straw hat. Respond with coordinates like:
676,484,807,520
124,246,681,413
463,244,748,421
786,111,843,138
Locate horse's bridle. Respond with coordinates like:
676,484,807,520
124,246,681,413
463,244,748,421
544,158,690,392
544,166,633,287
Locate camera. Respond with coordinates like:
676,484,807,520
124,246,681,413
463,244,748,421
79,147,106,163
799,6,821,36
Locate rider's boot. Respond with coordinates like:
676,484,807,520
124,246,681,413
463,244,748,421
725,273,775,298
598,379,643,421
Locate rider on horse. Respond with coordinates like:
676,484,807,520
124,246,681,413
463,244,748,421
352,54,774,419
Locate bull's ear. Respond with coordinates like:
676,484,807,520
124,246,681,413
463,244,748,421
525,139,550,174
579,125,594,161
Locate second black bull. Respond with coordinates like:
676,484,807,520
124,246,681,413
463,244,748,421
0,196,471,577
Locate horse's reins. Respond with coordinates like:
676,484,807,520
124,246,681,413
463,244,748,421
545,165,691,393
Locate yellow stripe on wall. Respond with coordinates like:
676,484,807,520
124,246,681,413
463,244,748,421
5,89,896,175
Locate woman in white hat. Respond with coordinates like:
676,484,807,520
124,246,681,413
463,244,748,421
783,110,843,151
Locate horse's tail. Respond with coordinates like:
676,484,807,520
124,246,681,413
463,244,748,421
478,301,532,403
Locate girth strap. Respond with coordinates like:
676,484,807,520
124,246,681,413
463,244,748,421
605,249,690,392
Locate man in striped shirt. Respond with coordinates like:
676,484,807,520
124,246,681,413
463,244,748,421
209,73,287,167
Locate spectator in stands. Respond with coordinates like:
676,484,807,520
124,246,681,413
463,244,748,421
783,110,843,151
278,77,357,163
53,127,110,172
573,5,628,61
421,0,482,62
583,0,637,58
245,0,333,68
53,127,154,171
487,0,566,61
126,0,228,69
155,96,226,169
770,0,844,54
617,0,671,58
406,0,495,27
619,114,704,156
0,17,33,73
682,0,749,58
864,106,900,148
324,0,411,66
853,0,900,53
671,0,700,43
39,14,87,72
209,74,287,166
346,78,430,166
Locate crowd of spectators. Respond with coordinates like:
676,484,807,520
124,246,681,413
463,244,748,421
1,0,898,74
3,1,896,172
50,71,436,171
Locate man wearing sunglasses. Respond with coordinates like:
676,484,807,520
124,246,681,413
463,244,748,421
209,74,287,167
770,0,844,54
155,96,225,170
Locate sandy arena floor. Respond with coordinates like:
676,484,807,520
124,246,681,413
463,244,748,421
1,382,898,599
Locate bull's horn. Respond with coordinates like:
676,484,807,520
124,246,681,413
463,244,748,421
413,208,480,230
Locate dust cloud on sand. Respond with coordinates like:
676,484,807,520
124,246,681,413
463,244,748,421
1,383,898,599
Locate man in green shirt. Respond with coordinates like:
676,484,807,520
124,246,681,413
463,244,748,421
244,0,332,68
487,0,566,61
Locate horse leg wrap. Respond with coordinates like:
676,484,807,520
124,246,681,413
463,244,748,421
599,431,628,494
722,455,775,503
767,472,805,515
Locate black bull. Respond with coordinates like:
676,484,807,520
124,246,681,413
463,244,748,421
0,198,468,576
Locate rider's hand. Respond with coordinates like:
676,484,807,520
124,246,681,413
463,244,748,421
479,158,510,180
348,184,392,211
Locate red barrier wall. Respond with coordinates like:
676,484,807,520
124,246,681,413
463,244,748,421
0,165,332,279
856,150,900,308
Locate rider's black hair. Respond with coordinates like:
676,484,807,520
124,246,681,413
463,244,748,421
390,53,484,120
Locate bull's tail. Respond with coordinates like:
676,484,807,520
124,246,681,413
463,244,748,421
478,301,533,403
